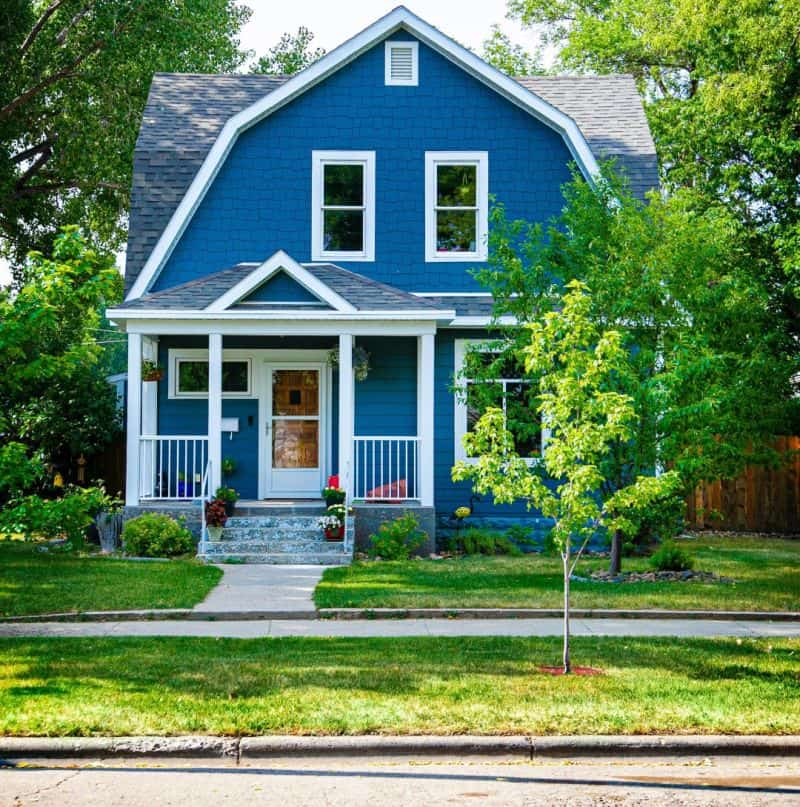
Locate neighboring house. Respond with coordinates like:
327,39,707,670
107,6,657,560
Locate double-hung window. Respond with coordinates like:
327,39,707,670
454,339,546,463
425,152,488,261
311,151,375,261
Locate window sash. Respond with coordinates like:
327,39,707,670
174,359,252,397
318,159,368,257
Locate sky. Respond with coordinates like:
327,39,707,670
0,1,534,287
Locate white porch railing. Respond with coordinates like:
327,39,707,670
352,436,419,501
139,436,209,500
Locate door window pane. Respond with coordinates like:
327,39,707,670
272,370,319,416
272,420,319,468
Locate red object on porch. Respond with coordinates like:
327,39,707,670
365,479,407,503
327,474,340,488
324,526,344,541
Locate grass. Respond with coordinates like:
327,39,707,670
0,541,222,617
0,636,797,736
315,534,800,611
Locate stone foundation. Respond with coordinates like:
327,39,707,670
123,503,203,541
352,504,436,556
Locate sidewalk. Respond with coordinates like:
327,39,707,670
2,617,799,639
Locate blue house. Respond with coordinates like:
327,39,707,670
108,6,657,561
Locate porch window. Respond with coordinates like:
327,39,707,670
454,339,545,464
425,152,488,262
311,151,375,261
173,358,251,397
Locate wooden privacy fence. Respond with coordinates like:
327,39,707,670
686,437,800,533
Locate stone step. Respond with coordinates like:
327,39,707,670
199,551,351,565
232,504,327,518
204,540,345,554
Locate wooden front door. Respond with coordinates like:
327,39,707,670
263,363,325,498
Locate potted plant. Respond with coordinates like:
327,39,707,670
221,457,237,484
205,498,228,541
318,503,346,541
322,474,345,506
214,486,239,516
95,496,124,554
327,345,371,381
142,359,164,382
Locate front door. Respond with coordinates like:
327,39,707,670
263,363,324,498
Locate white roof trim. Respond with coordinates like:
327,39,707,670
126,5,602,301
205,250,356,313
106,308,456,322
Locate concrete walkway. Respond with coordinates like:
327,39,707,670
193,564,325,615
2,618,799,639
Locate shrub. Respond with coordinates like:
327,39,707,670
0,484,117,548
449,527,522,557
630,490,687,551
368,513,427,560
122,513,193,558
649,540,695,572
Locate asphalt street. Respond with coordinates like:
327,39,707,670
3,755,800,806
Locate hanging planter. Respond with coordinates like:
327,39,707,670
142,360,164,382
327,346,371,381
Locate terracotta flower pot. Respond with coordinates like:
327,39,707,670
324,526,344,541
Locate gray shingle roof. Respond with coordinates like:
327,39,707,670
115,262,452,314
125,72,657,295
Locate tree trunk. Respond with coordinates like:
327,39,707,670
562,554,571,674
609,528,623,575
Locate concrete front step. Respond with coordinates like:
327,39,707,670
204,540,345,554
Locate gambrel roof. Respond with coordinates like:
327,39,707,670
124,6,658,299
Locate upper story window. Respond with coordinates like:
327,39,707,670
385,41,418,86
311,151,375,262
425,152,488,262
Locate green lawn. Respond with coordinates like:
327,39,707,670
0,636,797,736
315,534,800,611
0,541,222,617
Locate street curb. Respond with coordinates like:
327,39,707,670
2,735,800,761
3,608,800,623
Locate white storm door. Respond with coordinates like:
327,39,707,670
263,363,324,498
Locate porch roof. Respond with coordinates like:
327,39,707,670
111,261,454,316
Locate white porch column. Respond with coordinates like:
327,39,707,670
125,333,142,506
417,333,435,507
208,333,223,494
338,333,354,500
141,336,159,436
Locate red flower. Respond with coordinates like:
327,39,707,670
327,474,339,488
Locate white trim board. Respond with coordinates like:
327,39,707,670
125,5,600,301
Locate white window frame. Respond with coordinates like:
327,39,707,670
385,41,419,86
169,349,253,399
453,338,547,464
425,151,488,262
311,150,376,262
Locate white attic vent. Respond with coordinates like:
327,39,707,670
385,41,418,86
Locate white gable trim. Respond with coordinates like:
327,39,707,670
205,250,356,314
126,5,601,301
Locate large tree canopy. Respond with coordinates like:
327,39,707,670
506,0,800,340
0,0,251,273
251,26,326,76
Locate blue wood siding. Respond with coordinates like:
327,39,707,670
243,271,321,304
153,34,573,293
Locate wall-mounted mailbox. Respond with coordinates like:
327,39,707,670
221,417,239,439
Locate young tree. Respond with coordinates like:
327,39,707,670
0,226,123,490
252,27,326,76
1,0,251,272
472,170,796,572
454,281,681,672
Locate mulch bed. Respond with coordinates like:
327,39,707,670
572,570,735,584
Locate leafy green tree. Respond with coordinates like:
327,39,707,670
472,170,796,571
505,0,800,340
454,281,682,672
481,24,542,75
252,26,325,76
0,226,123,490
0,0,250,273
